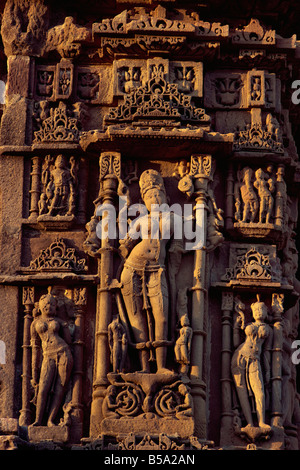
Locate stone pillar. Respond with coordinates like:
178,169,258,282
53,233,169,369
89,152,121,437
271,293,284,428
190,193,208,438
77,157,88,225
220,291,234,439
29,156,41,221
70,287,87,442
225,163,235,230
186,154,215,439
19,287,34,427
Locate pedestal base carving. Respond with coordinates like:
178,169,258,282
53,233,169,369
101,416,194,440
28,425,70,443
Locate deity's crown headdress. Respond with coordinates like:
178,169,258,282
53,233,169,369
139,169,166,199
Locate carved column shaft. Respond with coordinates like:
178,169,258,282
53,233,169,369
271,294,284,427
90,152,120,437
70,287,86,442
29,156,41,220
220,292,233,431
19,287,34,426
190,192,208,438
225,163,234,230
77,157,88,224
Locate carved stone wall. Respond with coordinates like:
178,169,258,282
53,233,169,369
0,0,299,451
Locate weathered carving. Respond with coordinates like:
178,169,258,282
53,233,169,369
1,0,49,56
45,16,92,58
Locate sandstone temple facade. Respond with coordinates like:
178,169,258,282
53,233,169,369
0,0,299,451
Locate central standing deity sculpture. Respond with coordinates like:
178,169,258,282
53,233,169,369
119,169,183,373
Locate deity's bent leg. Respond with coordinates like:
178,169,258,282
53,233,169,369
148,270,169,372
47,349,73,426
248,361,269,428
121,266,150,372
231,353,254,427
33,357,56,426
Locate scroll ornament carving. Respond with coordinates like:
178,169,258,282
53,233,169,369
103,376,193,421
29,238,87,273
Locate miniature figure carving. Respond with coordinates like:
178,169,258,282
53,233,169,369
275,165,288,228
108,315,128,373
175,384,193,419
102,386,120,419
234,167,258,223
251,76,262,101
119,169,183,373
206,176,224,251
175,314,193,379
38,154,77,217
231,297,272,434
30,294,73,427
253,168,275,224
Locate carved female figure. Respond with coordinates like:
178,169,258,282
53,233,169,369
253,168,275,224
30,294,73,427
231,298,272,432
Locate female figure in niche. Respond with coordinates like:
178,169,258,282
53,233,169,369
231,297,272,432
30,293,73,427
